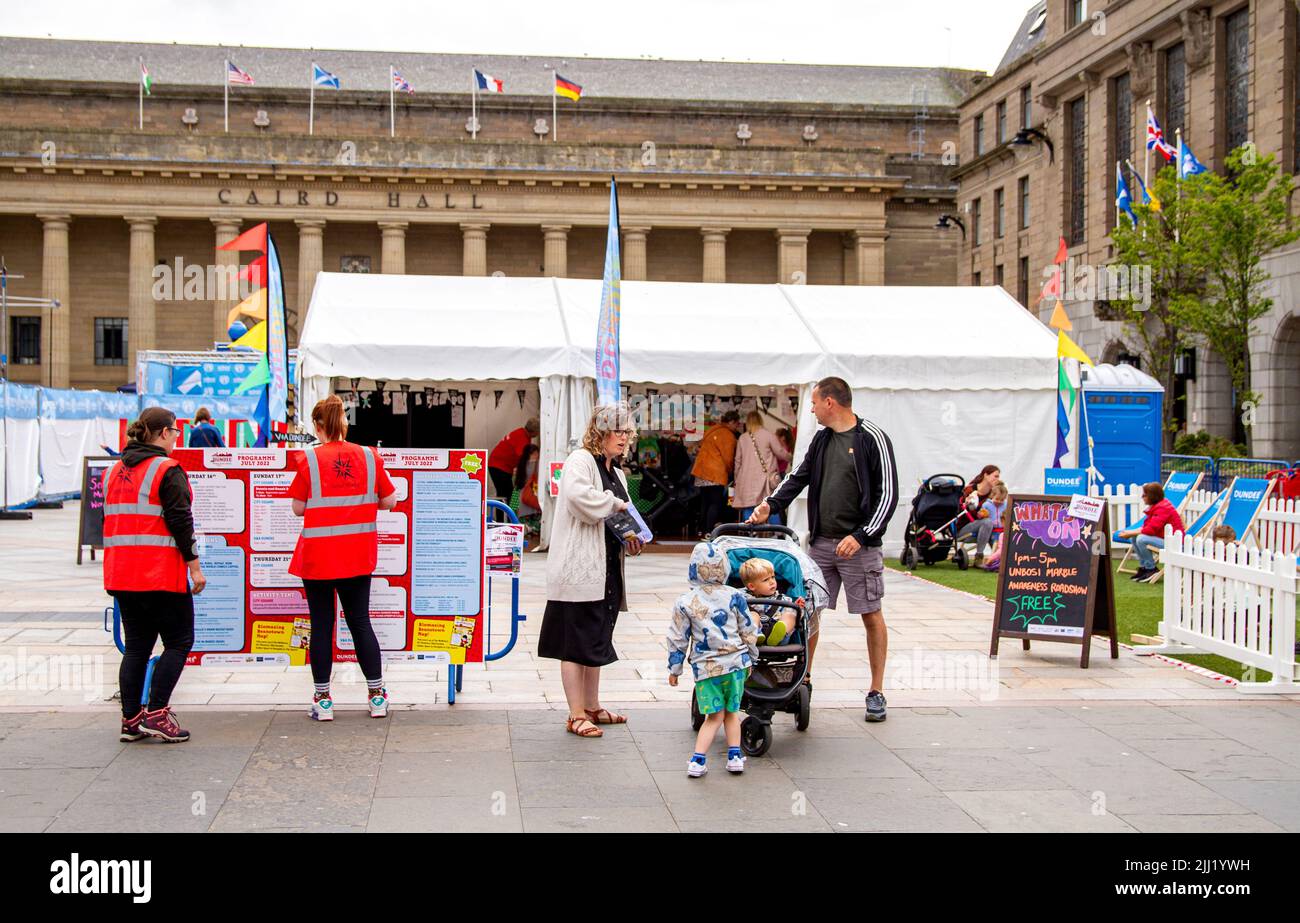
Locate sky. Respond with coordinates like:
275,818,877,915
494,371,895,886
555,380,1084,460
1,0,1036,74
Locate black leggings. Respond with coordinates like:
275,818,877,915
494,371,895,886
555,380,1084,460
489,466,515,500
115,590,195,717
303,575,383,685
697,484,732,536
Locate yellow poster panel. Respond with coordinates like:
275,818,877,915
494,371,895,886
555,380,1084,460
411,618,468,665
251,619,307,666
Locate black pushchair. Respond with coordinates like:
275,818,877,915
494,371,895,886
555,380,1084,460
899,473,972,570
689,523,830,757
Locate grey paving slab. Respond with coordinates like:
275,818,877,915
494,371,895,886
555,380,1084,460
651,760,819,823
515,758,663,809
521,805,679,833
795,777,984,832
0,767,99,821
945,789,1137,832
508,720,644,761
368,795,523,833
769,733,924,781
0,727,125,770
1197,780,1300,832
388,708,510,727
0,815,54,832
385,723,511,753
48,779,233,832
677,815,834,832
893,747,1073,791
374,749,517,798
1117,812,1287,832
1129,737,1300,782
1026,753,1259,817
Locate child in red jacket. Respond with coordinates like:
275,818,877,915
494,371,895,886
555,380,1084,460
1118,482,1185,581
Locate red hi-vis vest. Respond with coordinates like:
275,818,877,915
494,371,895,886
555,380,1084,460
103,456,191,594
289,443,381,580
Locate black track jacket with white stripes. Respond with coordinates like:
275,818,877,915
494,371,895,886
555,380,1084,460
764,415,898,548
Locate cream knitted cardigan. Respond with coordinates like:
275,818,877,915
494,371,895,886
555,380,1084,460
545,448,629,603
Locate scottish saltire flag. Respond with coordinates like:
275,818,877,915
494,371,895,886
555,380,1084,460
1115,163,1137,226
1179,142,1209,179
474,69,504,93
595,180,622,406
266,233,289,425
227,60,254,86
1145,106,1174,162
392,69,414,94
313,64,340,89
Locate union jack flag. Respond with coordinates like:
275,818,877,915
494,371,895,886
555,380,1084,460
227,60,254,86
1145,105,1174,162
392,69,414,95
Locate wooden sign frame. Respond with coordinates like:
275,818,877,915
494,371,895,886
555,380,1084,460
76,455,116,565
989,493,1119,668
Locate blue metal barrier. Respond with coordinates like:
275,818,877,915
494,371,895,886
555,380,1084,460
1216,456,1291,489
1160,454,1215,489
104,599,160,707
446,499,528,704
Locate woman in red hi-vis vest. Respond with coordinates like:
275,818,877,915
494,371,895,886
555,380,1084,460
104,407,206,744
290,395,398,721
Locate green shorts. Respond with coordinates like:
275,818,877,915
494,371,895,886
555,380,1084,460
694,669,749,715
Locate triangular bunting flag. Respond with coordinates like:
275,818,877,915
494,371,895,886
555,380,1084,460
232,354,271,395
1057,329,1094,366
232,320,267,352
226,287,267,328
219,222,268,253
1048,301,1072,331
238,255,267,288
1058,361,1077,412
1054,237,1068,264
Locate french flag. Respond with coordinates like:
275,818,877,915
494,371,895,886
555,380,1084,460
474,69,504,93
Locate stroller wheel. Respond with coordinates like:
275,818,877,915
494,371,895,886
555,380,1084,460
795,683,811,732
690,691,705,732
955,546,969,570
740,716,772,757
899,544,913,568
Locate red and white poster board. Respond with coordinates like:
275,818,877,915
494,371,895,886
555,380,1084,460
173,447,488,668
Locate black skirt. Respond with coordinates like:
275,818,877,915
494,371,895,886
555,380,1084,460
538,538,624,667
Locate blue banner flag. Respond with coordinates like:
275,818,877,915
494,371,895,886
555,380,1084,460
595,179,622,406
1115,162,1137,226
1179,141,1208,179
266,233,289,424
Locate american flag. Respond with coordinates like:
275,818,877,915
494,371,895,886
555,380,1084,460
1145,105,1174,162
227,60,255,86
392,69,414,95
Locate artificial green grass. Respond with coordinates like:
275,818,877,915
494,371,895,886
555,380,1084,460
885,556,1297,682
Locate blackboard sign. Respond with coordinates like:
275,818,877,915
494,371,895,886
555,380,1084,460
76,456,116,565
989,494,1118,668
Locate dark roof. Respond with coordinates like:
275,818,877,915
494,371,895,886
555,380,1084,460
993,1,1047,75
0,36,975,108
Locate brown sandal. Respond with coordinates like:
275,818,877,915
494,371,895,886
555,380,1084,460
585,707,627,725
566,716,603,737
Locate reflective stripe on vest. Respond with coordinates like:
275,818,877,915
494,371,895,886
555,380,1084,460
304,445,378,509
300,521,378,539
103,533,179,548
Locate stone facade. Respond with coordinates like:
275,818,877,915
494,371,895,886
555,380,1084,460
0,38,978,389
955,0,1300,460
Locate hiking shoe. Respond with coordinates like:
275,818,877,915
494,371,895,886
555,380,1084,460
765,621,788,646
120,709,147,742
310,692,335,721
1130,568,1155,582
864,690,888,723
726,754,746,774
140,707,190,743
687,759,708,778
368,688,389,719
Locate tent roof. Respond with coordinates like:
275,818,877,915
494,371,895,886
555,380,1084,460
299,273,1058,391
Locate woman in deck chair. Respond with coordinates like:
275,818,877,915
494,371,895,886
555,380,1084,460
1116,482,1184,582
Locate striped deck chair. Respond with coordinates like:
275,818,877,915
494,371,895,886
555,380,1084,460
1112,470,1203,574
1142,477,1275,584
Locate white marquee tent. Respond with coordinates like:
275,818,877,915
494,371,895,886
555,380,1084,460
298,273,1062,550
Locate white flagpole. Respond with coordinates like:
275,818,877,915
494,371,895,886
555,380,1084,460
1175,128,1183,245
471,69,477,140
389,66,395,138
309,62,316,136
138,56,144,130
552,70,557,142
224,59,230,133
1143,98,1151,192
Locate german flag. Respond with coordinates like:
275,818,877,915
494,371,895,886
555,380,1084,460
554,73,583,101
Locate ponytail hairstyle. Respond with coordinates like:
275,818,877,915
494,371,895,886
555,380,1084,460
126,406,176,445
311,394,348,442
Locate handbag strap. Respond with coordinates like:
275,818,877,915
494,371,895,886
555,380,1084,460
749,432,772,478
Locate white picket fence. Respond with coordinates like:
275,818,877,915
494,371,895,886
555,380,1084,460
1098,483,1300,556
1135,531,1299,692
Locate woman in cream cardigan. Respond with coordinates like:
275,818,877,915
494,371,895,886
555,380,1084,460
539,403,643,738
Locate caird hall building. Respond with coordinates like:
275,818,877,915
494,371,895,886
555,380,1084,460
0,36,978,392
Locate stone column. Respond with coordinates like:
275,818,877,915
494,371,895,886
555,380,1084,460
622,226,650,281
776,228,810,285
38,214,71,388
853,228,888,286
542,224,570,278
126,216,157,375
379,221,408,275
461,223,489,276
212,218,242,343
295,219,325,332
841,233,857,285
701,227,729,283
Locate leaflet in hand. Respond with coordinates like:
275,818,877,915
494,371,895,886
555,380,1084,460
605,504,653,544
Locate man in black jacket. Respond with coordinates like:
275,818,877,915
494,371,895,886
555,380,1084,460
748,376,898,722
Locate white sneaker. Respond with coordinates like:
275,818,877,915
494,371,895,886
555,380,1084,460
687,760,708,778
368,688,389,718
310,694,334,721
727,754,746,773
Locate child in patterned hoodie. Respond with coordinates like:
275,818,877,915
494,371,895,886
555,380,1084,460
667,542,760,777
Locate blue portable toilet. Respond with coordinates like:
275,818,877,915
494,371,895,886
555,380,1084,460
1077,363,1164,489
